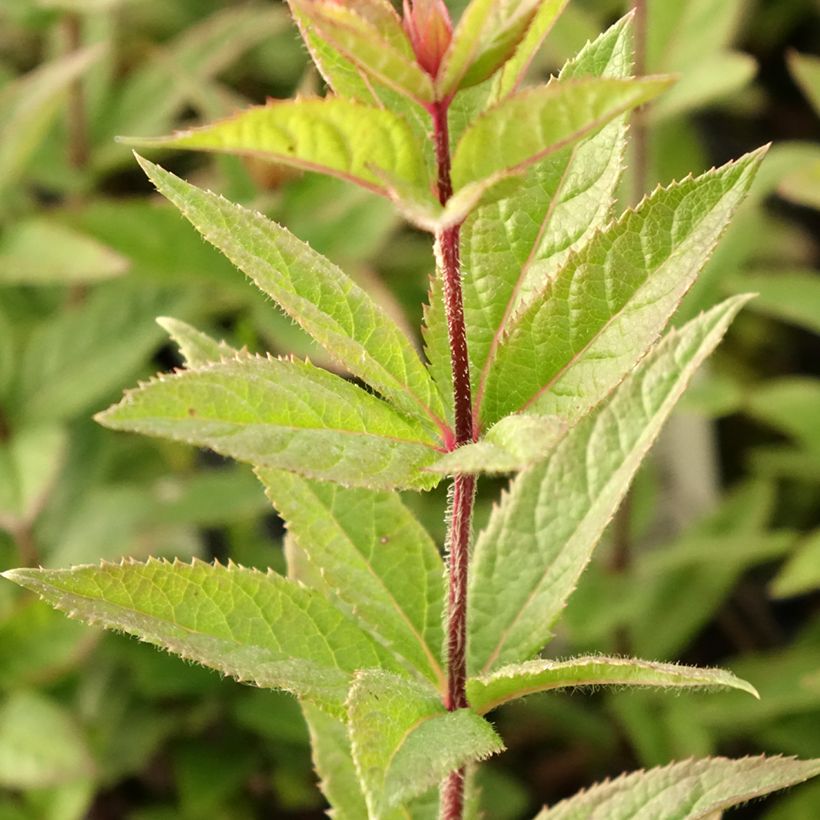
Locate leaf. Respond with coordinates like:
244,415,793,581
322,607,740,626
467,295,752,675
0,219,128,285
0,44,104,196
771,530,820,598
788,50,820,115
746,377,820,455
534,755,820,819
3,559,398,716
138,157,447,435
128,97,436,208
257,468,445,687
488,0,570,100
466,656,758,715
459,16,634,410
347,670,504,817
436,0,545,96
96,356,442,491
303,702,440,820
727,270,820,335
450,76,672,193
303,703,369,820
94,5,288,171
477,149,765,427
0,425,67,532
156,317,239,368
779,158,820,210
14,281,175,425
0,599,90,689
429,415,565,475
650,51,756,122
0,691,93,789
293,0,435,105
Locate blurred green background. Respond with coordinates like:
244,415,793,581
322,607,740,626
0,0,818,817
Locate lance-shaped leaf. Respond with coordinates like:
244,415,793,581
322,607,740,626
478,148,765,427
293,0,435,105
467,656,758,715
258,469,445,687
303,703,441,820
2,559,398,716
535,756,820,819
0,45,104,195
467,295,752,675
436,0,546,96
462,17,634,413
788,50,820,114
96,357,442,491
488,0,569,101
771,530,820,599
138,157,448,436
303,703,370,820
0,219,128,285
451,76,672,193
127,98,435,207
157,317,239,368
429,415,565,475
348,670,504,817
284,2,436,189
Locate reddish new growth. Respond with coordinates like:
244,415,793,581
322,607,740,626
403,0,453,77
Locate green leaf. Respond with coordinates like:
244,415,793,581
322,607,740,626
3,559,397,716
487,0,570,100
128,97,436,208
534,755,820,819
771,530,820,598
478,149,765,427
0,691,93,789
778,158,820,210
459,16,634,410
467,295,751,675
0,219,128,285
96,357,442,491
0,44,104,196
257,468,445,687
788,50,820,115
303,702,439,820
303,703,369,820
429,415,565,475
94,5,288,171
15,281,174,425
293,0,435,105
138,157,447,435
436,0,547,96
746,377,820,455
0,425,67,532
156,317,239,368
347,670,504,817
727,270,820,335
451,76,672,193
466,656,758,715
650,51,756,122
0,599,89,689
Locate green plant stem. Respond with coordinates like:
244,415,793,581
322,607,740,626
631,0,648,204
64,12,88,170
432,97,476,820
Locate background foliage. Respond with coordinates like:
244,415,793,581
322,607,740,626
0,0,818,817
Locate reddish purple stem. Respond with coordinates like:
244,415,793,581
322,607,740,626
431,97,476,820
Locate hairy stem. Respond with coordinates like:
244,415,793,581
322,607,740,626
432,98,476,820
